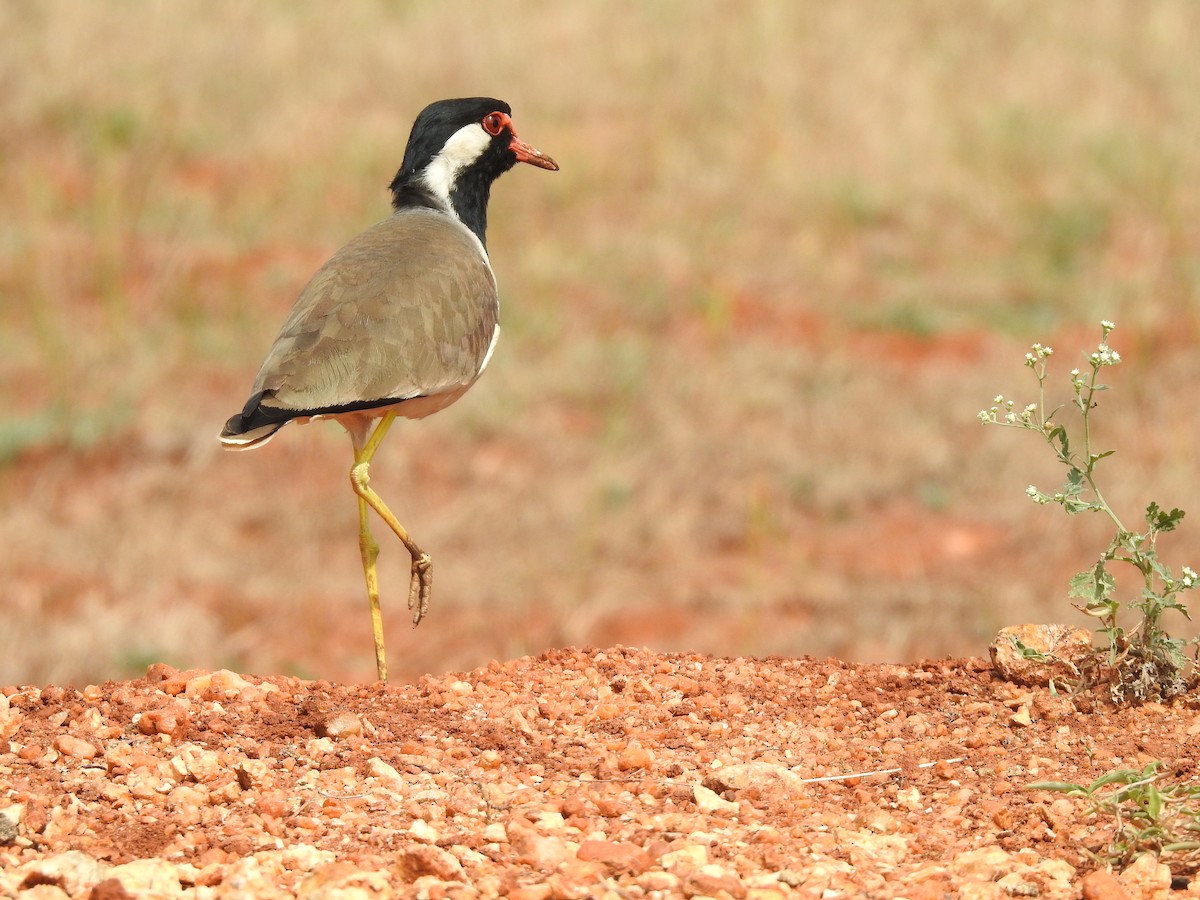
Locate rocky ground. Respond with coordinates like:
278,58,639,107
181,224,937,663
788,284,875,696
1,645,1198,899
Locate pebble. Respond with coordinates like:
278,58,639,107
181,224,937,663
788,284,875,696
693,784,739,814
295,861,392,898
1117,853,1172,896
366,757,403,785
15,851,106,895
0,693,22,739
407,818,438,843
704,761,807,799
575,839,651,874
617,743,654,771
661,844,709,870
136,706,190,740
106,858,182,894
507,818,572,870
396,844,464,881
684,864,746,898
52,734,98,760
1081,869,1130,900
316,712,362,739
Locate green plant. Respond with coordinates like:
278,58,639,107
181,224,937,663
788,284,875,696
1031,763,1200,871
980,321,1198,703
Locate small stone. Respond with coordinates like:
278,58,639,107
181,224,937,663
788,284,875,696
183,672,213,696
507,818,571,870
396,844,464,881
106,859,182,895
575,839,651,874
704,762,806,800
0,693,22,740
507,887,553,900
661,844,708,870
16,851,106,895
367,757,403,785
951,846,1013,881
89,878,134,900
135,706,189,740
694,784,739,815
296,861,392,898
407,818,438,843
532,810,565,830
0,804,22,843
20,886,71,900
1080,869,1130,900
1116,853,1170,895
617,743,654,772
996,872,1038,896
638,871,681,893
52,734,98,760
684,865,746,898
316,712,362,739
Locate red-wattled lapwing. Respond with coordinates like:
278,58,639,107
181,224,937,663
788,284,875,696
219,98,558,681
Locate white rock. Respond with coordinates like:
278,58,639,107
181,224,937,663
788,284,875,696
693,784,739,814
108,858,184,896
15,851,106,895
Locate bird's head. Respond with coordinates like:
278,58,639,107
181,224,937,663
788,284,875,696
390,97,558,243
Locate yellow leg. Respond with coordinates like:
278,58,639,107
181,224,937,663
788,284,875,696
347,412,432,683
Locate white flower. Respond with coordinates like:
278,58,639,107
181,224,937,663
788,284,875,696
1182,566,1198,588
1101,319,1115,330
994,395,1005,404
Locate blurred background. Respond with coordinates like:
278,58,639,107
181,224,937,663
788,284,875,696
2,1,1198,685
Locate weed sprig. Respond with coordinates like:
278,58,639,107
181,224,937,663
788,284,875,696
1031,763,1200,872
981,321,1198,703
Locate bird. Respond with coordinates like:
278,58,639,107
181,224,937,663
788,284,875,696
218,97,558,682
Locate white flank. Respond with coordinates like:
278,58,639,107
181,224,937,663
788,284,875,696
420,123,492,208
478,323,501,374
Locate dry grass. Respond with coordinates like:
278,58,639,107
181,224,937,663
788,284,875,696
2,1,1199,684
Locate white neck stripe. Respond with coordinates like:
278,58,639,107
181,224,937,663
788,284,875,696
420,122,492,207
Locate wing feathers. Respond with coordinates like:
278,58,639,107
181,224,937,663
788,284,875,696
247,208,498,416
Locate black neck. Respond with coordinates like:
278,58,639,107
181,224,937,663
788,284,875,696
390,174,492,249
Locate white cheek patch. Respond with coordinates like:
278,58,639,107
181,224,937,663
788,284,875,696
421,123,493,206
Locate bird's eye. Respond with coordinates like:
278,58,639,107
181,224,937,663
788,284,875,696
482,112,507,136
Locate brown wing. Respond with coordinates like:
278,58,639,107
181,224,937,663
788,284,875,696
251,208,498,414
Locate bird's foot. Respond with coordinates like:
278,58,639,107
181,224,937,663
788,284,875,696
408,552,432,626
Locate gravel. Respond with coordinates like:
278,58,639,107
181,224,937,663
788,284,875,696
2,646,1198,898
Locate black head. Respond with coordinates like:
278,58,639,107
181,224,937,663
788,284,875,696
389,97,558,246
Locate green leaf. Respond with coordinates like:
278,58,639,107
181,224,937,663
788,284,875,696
1069,570,1097,600
1090,768,1144,789
1145,788,1164,821
1049,425,1070,457
1089,450,1116,464
1146,503,1186,533
1062,467,1085,497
